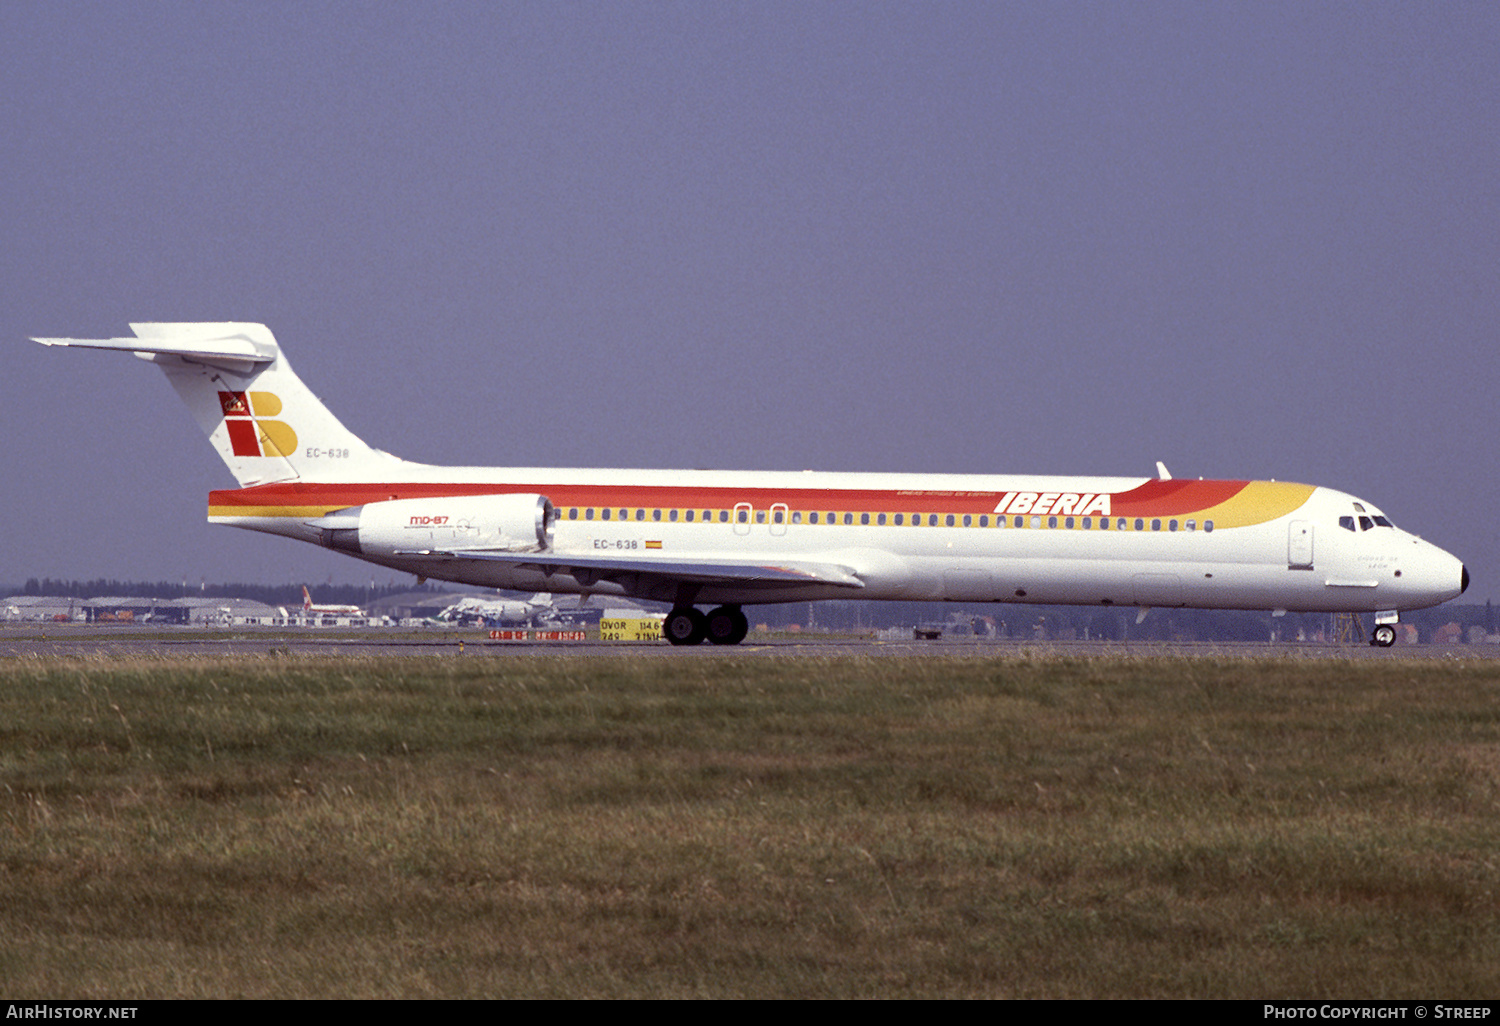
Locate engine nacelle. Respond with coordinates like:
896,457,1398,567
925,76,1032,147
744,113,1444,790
316,493,555,557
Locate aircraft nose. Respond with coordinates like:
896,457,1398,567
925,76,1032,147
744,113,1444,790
1399,543,1468,608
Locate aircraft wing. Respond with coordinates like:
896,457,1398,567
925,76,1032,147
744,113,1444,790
408,549,866,590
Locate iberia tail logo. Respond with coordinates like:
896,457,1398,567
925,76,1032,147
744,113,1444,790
219,391,298,458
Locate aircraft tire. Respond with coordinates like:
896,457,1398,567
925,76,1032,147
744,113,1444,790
1371,624,1397,648
705,606,749,645
664,607,708,646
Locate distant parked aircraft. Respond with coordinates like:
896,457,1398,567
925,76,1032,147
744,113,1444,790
302,586,362,617
33,323,1467,646
431,593,557,626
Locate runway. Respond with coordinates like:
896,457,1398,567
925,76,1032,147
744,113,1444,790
2,623,1493,660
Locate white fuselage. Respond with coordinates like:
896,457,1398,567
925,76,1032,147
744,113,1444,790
208,464,1468,614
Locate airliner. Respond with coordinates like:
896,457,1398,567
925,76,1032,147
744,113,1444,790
301,586,362,617
32,323,1467,646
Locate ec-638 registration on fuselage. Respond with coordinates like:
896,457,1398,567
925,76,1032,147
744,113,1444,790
33,323,1467,646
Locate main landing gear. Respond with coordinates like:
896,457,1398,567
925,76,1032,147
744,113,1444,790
1370,624,1397,648
664,605,749,646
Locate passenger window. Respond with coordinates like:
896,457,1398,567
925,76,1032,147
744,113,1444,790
1099,517,1108,530
635,509,645,521
844,513,854,525
1047,516,1057,529
929,514,939,526
1204,520,1214,532
774,510,784,524
1117,518,1127,531
877,513,886,525
810,512,819,525
685,510,695,522
1169,520,1178,532
653,509,662,522
601,508,611,521
585,508,595,520
894,514,903,525
718,510,729,523
980,515,989,527
568,508,578,520
792,511,802,524
946,514,956,527
963,514,972,527
1134,519,1144,531
737,509,747,523
670,509,678,522
1151,519,1161,531
1065,516,1074,529
860,513,869,525
1186,519,1195,531
1015,516,1025,528
756,511,766,524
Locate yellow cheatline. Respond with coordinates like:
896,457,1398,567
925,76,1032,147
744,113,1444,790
248,391,282,416
209,505,341,518
1193,481,1315,529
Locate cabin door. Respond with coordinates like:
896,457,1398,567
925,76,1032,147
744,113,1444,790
769,503,789,536
1288,521,1314,569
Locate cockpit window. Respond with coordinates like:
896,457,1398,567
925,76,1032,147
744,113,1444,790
1358,516,1374,531
1339,516,1356,532
1372,515,1393,528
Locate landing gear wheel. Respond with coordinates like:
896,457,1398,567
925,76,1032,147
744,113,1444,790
664,607,707,646
1371,624,1397,648
705,606,749,646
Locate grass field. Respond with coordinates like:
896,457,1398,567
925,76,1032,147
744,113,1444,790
2,650,1497,998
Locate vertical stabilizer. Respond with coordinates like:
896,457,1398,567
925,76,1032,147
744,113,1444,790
32,323,406,487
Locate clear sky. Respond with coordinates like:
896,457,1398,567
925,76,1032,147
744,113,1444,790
2,2,1496,600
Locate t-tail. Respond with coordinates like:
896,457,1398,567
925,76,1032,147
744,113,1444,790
31,322,406,487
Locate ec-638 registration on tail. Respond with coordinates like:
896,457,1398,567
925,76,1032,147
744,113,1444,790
33,323,1467,646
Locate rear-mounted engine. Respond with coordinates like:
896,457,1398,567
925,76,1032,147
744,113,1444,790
313,493,555,557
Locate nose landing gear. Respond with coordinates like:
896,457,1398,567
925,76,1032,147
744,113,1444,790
1370,624,1397,648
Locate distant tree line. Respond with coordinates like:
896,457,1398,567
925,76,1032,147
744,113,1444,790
13,578,442,607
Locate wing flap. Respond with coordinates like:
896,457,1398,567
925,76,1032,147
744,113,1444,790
404,549,866,589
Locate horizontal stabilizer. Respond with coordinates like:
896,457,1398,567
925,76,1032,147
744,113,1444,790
33,323,278,371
